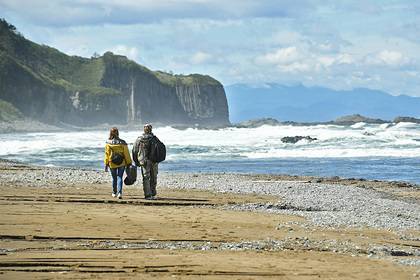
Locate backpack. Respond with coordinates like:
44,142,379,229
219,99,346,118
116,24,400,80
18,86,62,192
148,136,166,163
110,147,124,165
124,165,137,185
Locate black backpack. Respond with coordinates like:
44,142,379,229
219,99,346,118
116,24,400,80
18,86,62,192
110,148,124,165
148,136,166,163
124,165,137,185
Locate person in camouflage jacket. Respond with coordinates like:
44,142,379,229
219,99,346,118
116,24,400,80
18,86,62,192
132,124,159,200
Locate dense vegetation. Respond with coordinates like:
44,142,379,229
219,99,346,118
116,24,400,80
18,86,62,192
0,99,23,121
0,19,229,126
0,18,218,98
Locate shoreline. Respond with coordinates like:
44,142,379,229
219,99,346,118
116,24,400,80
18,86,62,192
1,159,418,229
1,158,418,189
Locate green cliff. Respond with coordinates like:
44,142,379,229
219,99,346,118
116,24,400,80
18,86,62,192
0,19,230,126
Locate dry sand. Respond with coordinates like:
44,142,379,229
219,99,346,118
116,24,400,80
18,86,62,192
0,163,419,279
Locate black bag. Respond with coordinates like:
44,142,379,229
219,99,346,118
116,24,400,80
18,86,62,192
148,136,166,163
124,165,137,185
110,147,124,165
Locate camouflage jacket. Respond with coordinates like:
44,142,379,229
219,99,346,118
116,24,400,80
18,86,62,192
132,132,154,166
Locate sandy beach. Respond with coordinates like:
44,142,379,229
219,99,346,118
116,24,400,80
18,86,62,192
0,160,419,279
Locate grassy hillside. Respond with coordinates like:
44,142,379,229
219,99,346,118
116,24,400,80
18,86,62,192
68,58,105,87
155,71,221,87
0,99,23,121
0,19,229,126
0,19,219,96
0,19,117,96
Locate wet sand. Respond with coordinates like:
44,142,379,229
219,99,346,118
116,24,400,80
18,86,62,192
0,163,419,279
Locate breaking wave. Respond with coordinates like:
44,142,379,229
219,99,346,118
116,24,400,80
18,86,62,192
0,122,419,183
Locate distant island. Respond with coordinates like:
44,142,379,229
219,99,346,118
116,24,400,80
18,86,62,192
226,84,420,123
0,19,230,127
233,114,420,128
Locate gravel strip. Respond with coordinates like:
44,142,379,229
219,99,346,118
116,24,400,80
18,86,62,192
160,173,420,231
5,237,417,266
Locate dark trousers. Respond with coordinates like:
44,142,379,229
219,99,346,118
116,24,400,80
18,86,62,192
141,160,158,198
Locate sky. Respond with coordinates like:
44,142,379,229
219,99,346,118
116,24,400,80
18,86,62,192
1,0,419,96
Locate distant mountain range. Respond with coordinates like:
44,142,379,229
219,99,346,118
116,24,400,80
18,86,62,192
225,84,420,123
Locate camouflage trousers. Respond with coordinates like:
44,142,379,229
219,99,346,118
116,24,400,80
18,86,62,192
141,160,158,198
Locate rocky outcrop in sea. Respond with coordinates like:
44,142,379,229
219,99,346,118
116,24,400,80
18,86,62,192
281,136,317,143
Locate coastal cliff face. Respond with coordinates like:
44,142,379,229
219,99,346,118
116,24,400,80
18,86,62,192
0,20,230,127
175,83,229,125
99,53,229,126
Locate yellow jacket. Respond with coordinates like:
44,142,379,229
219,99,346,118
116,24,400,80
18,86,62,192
104,138,133,169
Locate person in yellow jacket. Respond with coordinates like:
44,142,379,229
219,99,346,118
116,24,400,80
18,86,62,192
104,127,132,199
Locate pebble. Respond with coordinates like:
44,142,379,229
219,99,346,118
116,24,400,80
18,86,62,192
159,173,420,232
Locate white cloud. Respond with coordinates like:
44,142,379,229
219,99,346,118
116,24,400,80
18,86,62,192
406,71,419,77
269,31,302,45
350,71,381,82
317,53,354,67
190,51,212,64
256,46,356,74
318,56,335,67
366,50,409,66
377,50,404,65
278,62,311,73
109,45,139,61
2,1,420,96
336,53,354,64
256,47,300,65
0,0,316,26
316,42,334,52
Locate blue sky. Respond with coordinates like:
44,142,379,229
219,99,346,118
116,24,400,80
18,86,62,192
1,0,419,96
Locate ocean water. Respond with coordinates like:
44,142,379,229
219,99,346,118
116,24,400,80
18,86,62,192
0,122,419,184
